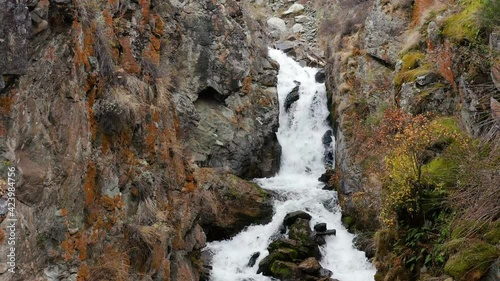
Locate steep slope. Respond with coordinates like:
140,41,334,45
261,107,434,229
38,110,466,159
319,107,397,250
0,0,280,280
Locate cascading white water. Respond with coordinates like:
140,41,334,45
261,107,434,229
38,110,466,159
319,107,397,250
206,49,376,281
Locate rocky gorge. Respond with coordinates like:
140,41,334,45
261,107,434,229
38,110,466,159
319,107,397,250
0,0,499,281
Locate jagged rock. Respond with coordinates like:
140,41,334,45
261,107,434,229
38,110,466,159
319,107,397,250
283,211,312,227
315,69,326,83
299,257,322,275
0,0,30,75
318,173,330,183
248,252,260,267
282,4,305,16
364,0,411,65
415,73,440,87
257,248,299,275
195,168,273,241
314,223,327,232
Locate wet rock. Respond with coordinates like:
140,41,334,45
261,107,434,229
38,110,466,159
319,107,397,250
275,41,295,54
299,257,322,275
316,229,336,236
315,235,327,246
248,252,260,267
318,173,330,183
315,69,326,83
319,268,334,278
289,218,314,245
283,210,312,227
322,130,333,145
270,260,302,280
282,3,305,16
284,85,300,112
314,223,327,232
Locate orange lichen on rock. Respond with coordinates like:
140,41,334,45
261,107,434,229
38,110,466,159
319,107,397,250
412,0,435,26
0,95,14,115
119,37,141,74
83,162,97,206
151,14,164,36
241,76,252,94
77,262,90,281
144,35,161,64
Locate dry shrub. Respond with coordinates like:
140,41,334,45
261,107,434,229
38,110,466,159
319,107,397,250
126,224,166,272
451,141,500,233
89,249,130,281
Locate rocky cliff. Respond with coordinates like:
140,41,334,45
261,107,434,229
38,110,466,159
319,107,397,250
0,0,280,280
316,0,500,280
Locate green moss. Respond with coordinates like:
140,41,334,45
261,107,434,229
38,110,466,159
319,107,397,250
270,261,298,279
433,117,460,133
442,0,485,42
400,52,426,70
483,222,500,244
342,216,355,229
444,241,499,279
422,156,458,187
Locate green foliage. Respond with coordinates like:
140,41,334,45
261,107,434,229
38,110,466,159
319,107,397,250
381,116,460,225
442,0,488,42
444,241,499,279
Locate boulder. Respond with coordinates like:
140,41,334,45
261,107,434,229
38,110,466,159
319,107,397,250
289,218,314,244
282,4,305,16
284,85,300,111
267,17,287,37
415,72,439,87
196,169,274,241
257,248,299,275
283,210,312,227
270,261,302,280
298,257,322,275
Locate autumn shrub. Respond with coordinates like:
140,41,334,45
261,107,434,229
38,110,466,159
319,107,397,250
381,116,461,226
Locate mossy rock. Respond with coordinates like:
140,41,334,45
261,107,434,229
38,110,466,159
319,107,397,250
342,216,355,229
444,241,499,280
394,52,435,88
257,248,299,275
289,218,313,244
270,260,301,280
442,0,485,42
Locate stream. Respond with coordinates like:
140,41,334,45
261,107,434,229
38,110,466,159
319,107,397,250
206,49,376,281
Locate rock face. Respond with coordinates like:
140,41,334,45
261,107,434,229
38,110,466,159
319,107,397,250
0,1,280,280
258,211,335,281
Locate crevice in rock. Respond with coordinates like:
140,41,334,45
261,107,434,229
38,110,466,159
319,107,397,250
196,86,227,104
367,53,395,70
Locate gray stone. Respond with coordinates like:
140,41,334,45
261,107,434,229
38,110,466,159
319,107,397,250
282,3,305,16
275,41,295,53
416,72,439,87
267,17,287,35
283,211,312,227
292,23,304,33
0,0,30,75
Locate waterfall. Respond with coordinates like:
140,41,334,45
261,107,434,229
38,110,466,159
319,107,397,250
206,49,376,281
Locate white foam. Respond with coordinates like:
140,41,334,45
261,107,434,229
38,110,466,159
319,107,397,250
206,49,376,281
